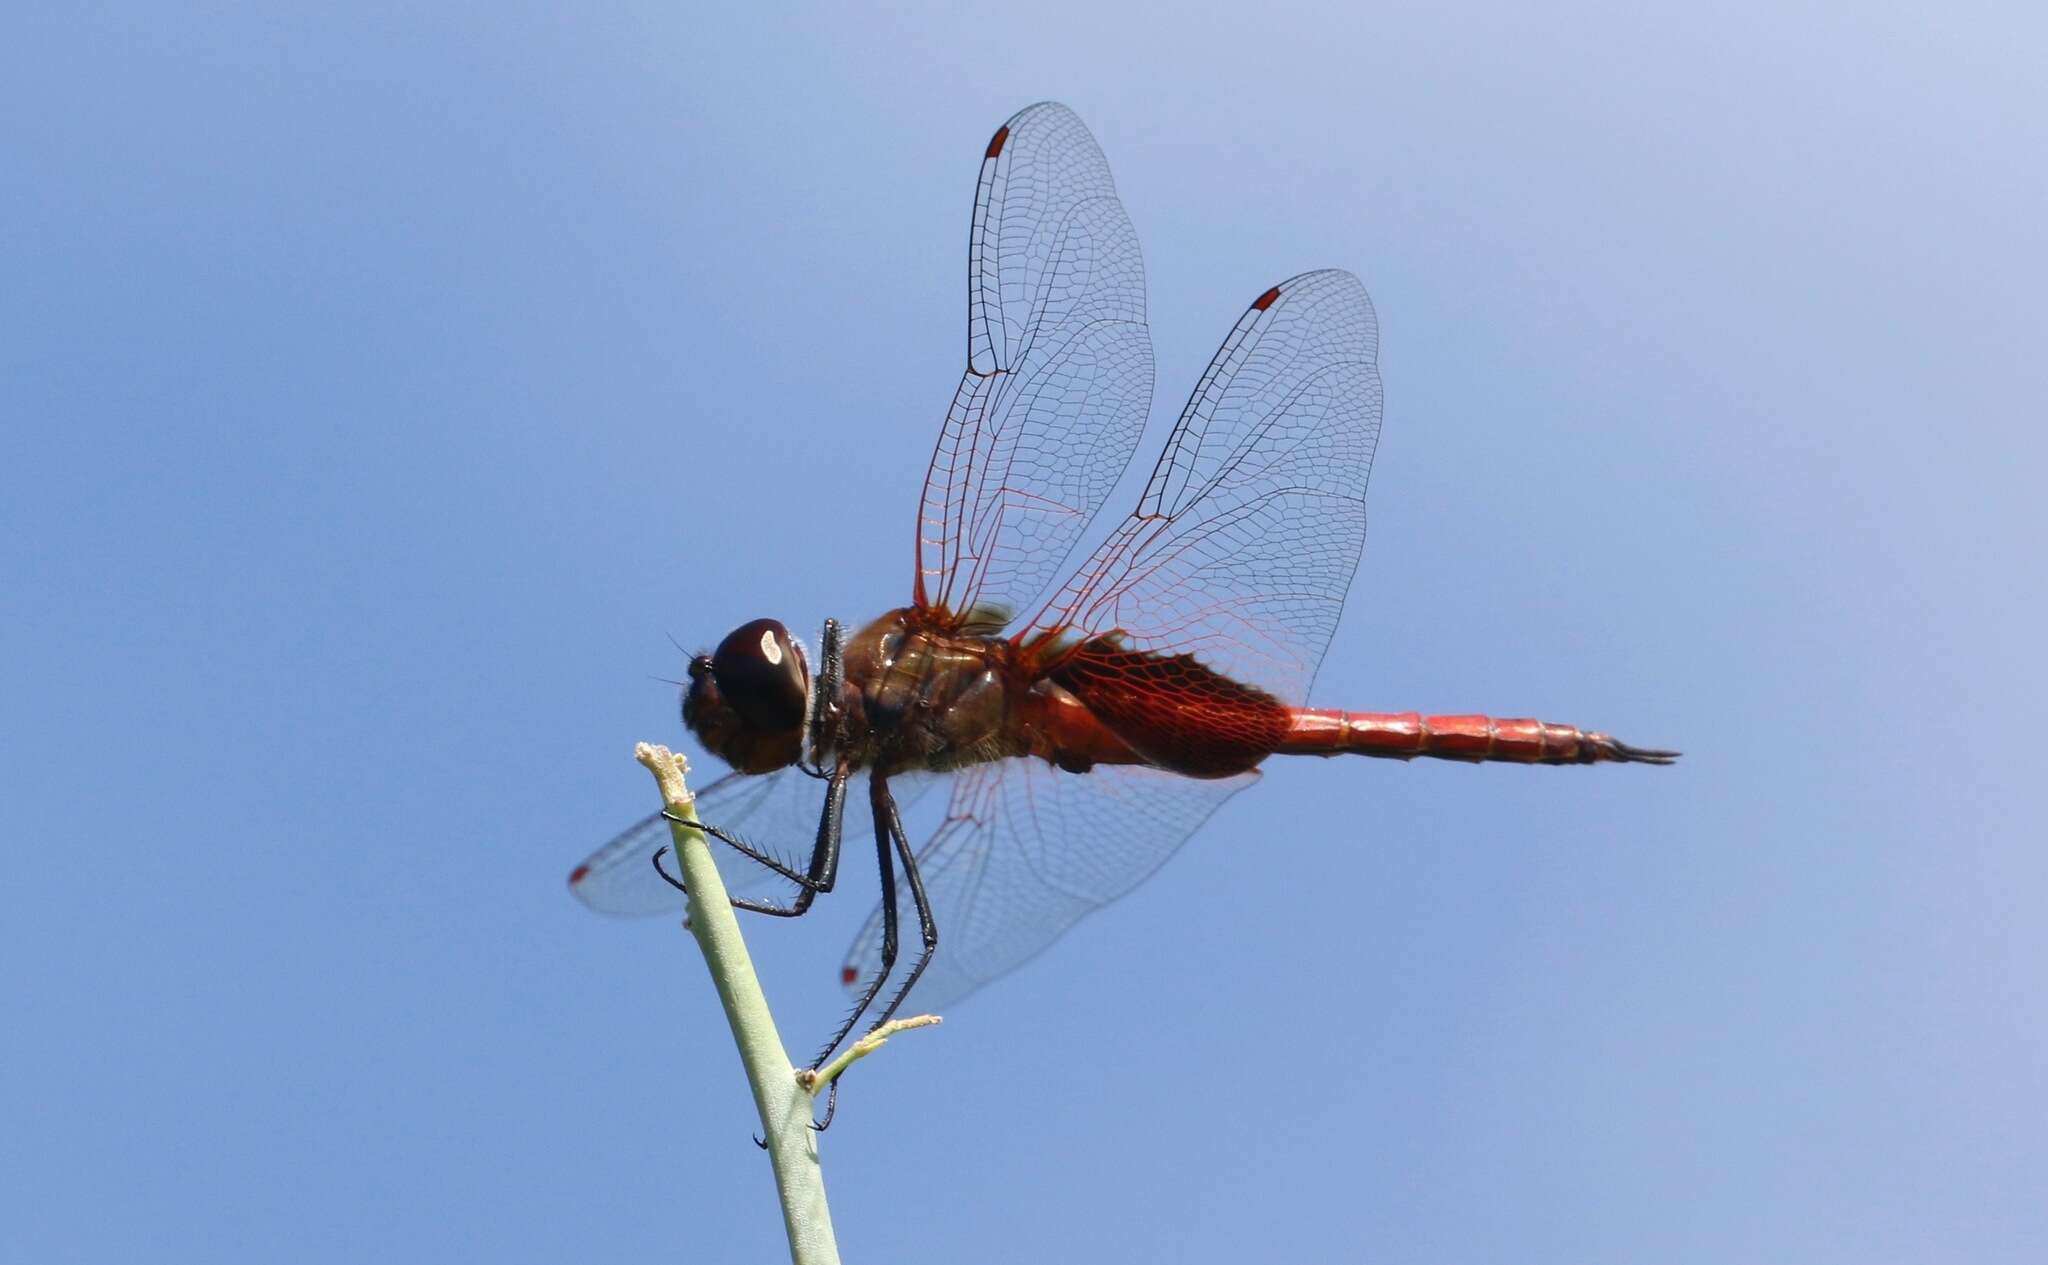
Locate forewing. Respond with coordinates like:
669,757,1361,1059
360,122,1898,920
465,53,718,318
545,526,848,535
841,760,1255,1011
1023,269,1381,704
916,102,1153,628
568,767,936,917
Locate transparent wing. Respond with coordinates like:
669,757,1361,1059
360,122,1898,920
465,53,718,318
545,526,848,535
841,760,1256,1011
568,766,938,917
915,102,1154,628
1023,270,1382,705
840,272,1376,1008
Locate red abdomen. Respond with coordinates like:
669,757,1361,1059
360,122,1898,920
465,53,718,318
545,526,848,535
1280,709,1678,765
1046,640,1678,775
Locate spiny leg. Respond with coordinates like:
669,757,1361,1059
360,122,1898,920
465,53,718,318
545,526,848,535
810,786,900,1070
804,775,940,1130
803,619,845,778
652,758,849,916
652,847,839,918
868,775,939,1033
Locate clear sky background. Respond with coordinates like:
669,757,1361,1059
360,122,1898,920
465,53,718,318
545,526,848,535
4,4,2043,1262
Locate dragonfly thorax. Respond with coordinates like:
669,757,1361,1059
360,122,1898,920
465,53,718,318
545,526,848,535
837,608,1019,775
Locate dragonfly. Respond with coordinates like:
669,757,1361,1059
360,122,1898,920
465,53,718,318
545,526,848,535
569,101,1675,1074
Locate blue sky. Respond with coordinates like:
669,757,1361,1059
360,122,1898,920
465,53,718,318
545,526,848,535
3,4,2043,1262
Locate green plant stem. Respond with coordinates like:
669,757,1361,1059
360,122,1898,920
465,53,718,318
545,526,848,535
634,743,839,1265
804,1015,944,1092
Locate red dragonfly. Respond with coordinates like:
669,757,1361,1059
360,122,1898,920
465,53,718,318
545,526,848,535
570,102,1674,1069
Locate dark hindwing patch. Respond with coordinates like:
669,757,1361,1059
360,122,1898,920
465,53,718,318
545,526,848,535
1051,639,1289,778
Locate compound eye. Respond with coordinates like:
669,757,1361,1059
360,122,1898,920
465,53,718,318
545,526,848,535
710,618,809,733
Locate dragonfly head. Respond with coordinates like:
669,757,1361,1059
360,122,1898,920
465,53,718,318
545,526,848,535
682,618,810,774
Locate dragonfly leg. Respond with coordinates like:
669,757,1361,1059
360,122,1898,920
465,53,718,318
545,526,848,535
659,813,814,890
810,1078,839,1132
810,786,901,1069
802,619,845,778
868,776,939,1033
652,758,850,917
649,846,821,918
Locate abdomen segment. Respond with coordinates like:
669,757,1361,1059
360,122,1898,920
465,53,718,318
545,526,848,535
1281,710,1678,765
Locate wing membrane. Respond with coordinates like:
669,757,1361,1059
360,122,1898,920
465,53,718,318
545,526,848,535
916,102,1153,627
841,760,1255,1010
847,273,1380,1006
1024,269,1382,704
